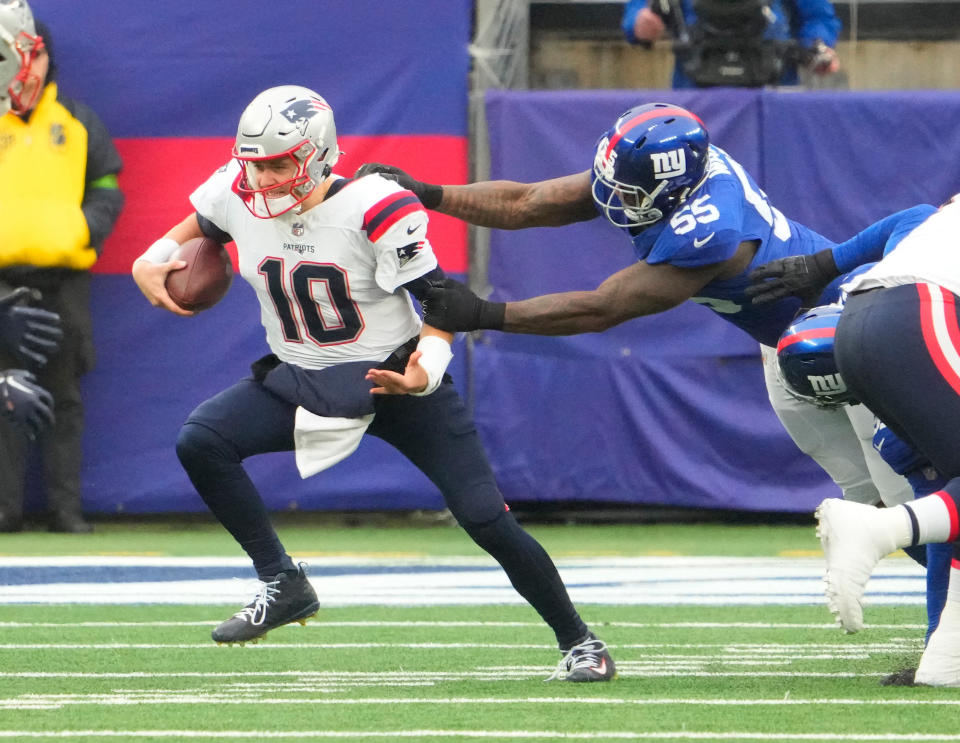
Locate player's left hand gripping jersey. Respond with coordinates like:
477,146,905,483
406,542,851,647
191,162,437,370
609,145,836,346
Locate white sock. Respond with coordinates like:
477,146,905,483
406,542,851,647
903,492,959,545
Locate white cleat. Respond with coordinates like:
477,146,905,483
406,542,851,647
815,498,901,633
915,601,960,687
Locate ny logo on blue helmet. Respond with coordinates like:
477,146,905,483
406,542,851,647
776,304,855,408
591,102,710,230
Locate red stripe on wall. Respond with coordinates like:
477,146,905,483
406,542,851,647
96,134,469,275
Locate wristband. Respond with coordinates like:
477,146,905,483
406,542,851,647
478,300,506,330
138,237,180,264
811,248,839,279
419,183,443,210
409,335,453,397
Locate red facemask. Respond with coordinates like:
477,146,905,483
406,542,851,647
8,31,45,115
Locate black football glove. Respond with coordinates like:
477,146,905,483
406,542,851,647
422,278,506,333
353,163,443,210
0,369,54,440
744,248,840,305
0,287,63,367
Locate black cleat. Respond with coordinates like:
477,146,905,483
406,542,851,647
547,633,617,682
0,512,23,533
880,667,918,686
49,512,93,534
212,564,319,645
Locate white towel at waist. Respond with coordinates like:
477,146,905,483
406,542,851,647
293,407,374,478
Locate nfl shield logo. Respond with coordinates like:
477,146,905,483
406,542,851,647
291,222,304,237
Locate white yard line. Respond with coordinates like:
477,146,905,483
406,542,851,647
0,731,959,740
0,670,867,679
0,640,924,650
0,555,926,606
5,696,960,707
0,621,927,629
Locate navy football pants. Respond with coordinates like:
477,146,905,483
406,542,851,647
837,284,960,562
175,376,589,648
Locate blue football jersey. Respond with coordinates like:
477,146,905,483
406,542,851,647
598,145,835,346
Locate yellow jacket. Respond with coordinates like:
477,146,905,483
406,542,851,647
0,83,97,269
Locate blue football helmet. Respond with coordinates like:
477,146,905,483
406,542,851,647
591,102,711,229
776,304,855,408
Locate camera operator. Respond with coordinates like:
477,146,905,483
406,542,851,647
622,0,840,88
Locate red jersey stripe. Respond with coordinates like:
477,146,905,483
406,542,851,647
918,283,960,396
366,200,422,243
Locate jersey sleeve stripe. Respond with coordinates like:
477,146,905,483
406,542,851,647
363,193,422,242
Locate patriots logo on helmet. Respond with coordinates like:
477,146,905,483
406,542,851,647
396,242,423,267
280,98,331,136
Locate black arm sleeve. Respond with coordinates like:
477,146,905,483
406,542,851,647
401,266,447,302
62,96,124,253
82,187,124,254
196,214,233,244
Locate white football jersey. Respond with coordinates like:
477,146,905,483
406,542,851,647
190,161,437,369
843,196,960,298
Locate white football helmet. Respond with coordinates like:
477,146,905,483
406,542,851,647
0,0,40,115
233,85,341,218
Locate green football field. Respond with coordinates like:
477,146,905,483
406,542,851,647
0,516,952,742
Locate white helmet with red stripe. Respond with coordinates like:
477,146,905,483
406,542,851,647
233,85,340,218
0,0,40,115
591,102,710,229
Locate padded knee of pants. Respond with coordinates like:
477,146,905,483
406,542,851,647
840,481,883,506
461,508,520,555
175,421,237,474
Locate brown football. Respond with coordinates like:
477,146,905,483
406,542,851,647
164,237,233,312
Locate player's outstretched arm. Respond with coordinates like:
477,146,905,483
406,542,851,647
499,259,722,335
356,164,597,229
424,259,724,336
746,206,938,305
440,171,598,229
131,214,201,317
